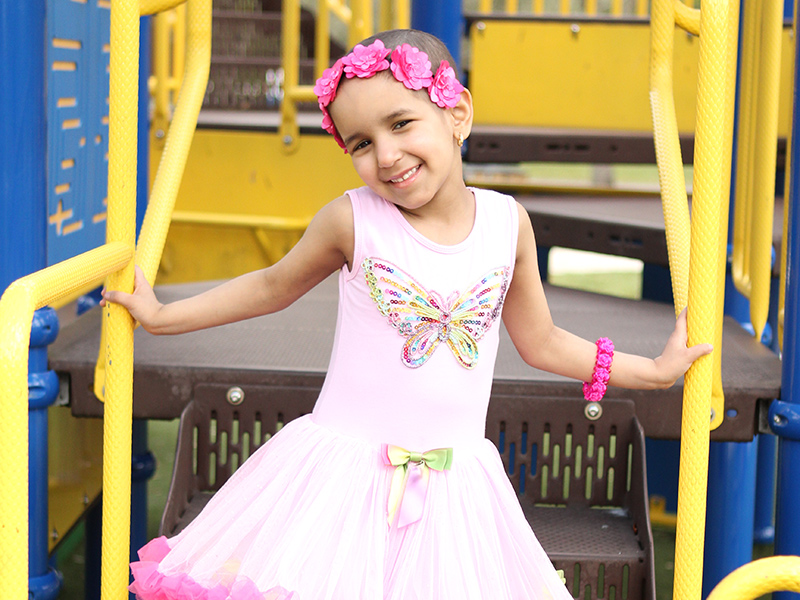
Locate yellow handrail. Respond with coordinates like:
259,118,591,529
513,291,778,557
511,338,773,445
136,0,210,284
650,0,694,314
707,556,800,599
650,0,739,599
150,4,187,145
0,244,133,600
731,0,783,340
94,0,210,402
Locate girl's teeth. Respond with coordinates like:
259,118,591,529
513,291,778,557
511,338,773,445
391,166,418,183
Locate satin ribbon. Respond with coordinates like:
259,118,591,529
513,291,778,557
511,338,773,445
383,444,453,528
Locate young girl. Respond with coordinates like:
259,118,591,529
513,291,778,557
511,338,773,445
106,29,711,600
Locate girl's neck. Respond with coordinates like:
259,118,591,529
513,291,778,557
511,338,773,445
395,185,475,246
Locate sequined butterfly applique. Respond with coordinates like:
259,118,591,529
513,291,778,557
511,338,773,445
362,257,511,369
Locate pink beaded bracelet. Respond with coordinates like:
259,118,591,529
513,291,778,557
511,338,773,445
583,337,614,402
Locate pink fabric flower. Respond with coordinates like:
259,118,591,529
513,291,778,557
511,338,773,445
321,106,347,153
429,60,465,108
342,39,390,79
313,58,344,108
390,44,433,91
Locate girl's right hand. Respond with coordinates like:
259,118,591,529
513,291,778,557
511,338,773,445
100,265,164,333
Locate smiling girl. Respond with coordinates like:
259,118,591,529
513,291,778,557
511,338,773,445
106,28,711,600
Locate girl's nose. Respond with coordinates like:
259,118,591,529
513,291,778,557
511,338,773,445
376,139,402,169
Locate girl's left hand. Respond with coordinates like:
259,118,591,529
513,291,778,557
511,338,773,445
652,308,714,388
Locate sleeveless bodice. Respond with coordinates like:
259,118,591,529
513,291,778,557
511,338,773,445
312,186,519,450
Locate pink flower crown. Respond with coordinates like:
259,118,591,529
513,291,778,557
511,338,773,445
312,39,466,153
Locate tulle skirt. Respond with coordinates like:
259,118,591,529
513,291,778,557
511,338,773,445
129,415,571,600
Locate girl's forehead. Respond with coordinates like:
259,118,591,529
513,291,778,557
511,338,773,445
330,75,436,120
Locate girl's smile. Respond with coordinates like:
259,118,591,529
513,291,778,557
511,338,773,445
387,164,421,185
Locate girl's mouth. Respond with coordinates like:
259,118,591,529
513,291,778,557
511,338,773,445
389,165,420,184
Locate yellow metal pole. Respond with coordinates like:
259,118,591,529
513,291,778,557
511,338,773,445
732,0,762,298
171,4,187,101
710,0,740,432
317,0,331,79
136,0,211,283
748,0,783,340
101,0,139,597
280,0,301,153
479,0,492,12
673,1,736,599
380,0,392,31
650,0,692,312
505,0,519,14
153,11,172,139
395,0,410,28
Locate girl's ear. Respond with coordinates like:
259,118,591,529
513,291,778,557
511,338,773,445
450,87,474,143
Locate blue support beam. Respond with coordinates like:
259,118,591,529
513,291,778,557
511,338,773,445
773,1,800,595
411,0,463,73
702,439,758,598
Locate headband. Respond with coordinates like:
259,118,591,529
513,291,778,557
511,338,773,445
313,39,466,153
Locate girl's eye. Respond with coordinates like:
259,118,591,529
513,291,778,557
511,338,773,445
353,139,370,152
393,120,410,131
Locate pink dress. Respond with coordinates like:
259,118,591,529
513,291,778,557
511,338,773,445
129,186,572,600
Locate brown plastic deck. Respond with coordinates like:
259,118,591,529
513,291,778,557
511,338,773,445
49,276,780,441
519,195,784,274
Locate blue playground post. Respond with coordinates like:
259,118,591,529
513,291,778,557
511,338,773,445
702,439,758,597
411,0,464,74
28,309,63,600
771,0,800,595
1,2,63,598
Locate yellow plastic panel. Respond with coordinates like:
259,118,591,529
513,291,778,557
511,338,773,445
48,407,103,552
470,20,700,132
149,129,362,281
470,19,794,136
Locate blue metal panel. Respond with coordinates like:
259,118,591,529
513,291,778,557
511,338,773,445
47,0,110,265
0,0,48,294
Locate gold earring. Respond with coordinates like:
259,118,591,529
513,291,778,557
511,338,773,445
457,133,464,147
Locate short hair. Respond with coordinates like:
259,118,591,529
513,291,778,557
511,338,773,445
352,29,458,73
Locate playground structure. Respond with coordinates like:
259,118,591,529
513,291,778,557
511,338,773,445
2,1,800,599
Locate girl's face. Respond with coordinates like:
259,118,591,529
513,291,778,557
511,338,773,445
328,74,467,214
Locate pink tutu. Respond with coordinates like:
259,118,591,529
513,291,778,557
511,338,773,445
130,416,570,600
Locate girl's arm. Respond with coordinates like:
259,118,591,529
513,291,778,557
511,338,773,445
501,203,712,390
101,195,354,335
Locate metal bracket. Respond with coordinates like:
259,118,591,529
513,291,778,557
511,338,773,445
768,400,800,441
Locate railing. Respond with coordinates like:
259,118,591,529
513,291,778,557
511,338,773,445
731,0,783,341
279,0,410,153
151,2,187,143
0,0,209,598
651,0,800,598
476,0,652,18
